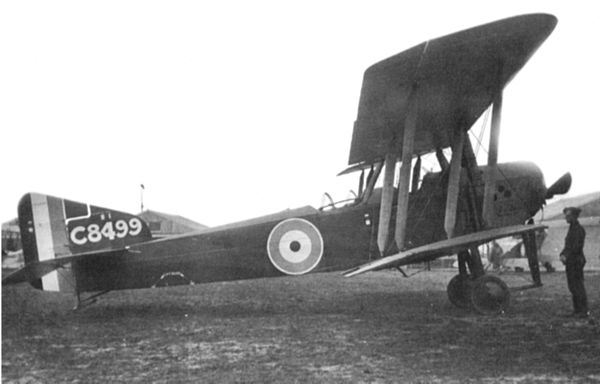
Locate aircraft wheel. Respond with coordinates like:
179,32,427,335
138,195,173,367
470,275,510,315
447,274,472,309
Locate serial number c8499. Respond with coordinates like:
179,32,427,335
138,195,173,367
69,218,143,245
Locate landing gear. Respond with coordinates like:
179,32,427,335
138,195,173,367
447,274,510,314
447,247,511,314
470,275,510,315
447,274,471,309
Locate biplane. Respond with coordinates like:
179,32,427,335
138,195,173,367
3,13,571,314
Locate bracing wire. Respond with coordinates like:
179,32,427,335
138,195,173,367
474,107,491,157
467,114,532,220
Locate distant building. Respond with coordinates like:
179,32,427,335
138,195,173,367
1,211,207,269
2,218,23,269
2,218,21,253
137,210,208,237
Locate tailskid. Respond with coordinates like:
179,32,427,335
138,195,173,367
74,290,111,310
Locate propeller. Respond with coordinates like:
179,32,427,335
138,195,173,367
545,172,572,199
522,172,570,287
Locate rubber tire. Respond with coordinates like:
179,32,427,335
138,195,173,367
447,274,472,309
470,275,510,315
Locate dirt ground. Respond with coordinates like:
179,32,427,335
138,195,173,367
2,269,599,383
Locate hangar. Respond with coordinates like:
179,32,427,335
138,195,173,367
1,210,207,269
137,210,208,238
1,218,20,254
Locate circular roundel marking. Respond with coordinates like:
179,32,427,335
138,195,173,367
267,218,324,275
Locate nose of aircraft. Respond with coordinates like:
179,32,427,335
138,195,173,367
505,164,571,219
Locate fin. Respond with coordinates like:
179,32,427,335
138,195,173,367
17,193,152,291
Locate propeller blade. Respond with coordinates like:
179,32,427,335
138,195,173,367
545,172,572,199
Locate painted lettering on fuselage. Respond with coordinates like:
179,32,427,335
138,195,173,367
69,218,143,245
67,211,150,252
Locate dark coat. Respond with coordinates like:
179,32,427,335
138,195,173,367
561,221,586,264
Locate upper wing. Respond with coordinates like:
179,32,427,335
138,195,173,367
343,224,545,277
349,13,557,166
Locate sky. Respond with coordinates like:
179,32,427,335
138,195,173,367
1,1,598,227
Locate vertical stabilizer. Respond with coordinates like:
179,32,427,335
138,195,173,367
18,193,74,291
17,193,152,292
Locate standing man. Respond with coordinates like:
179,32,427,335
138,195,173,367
489,240,504,271
560,207,589,318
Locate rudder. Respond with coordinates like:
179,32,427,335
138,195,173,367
18,193,152,292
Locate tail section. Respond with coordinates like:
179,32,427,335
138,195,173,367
17,193,152,291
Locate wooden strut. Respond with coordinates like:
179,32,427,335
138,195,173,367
377,85,420,255
362,162,383,204
435,148,450,171
358,169,365,197
460,133,486,277
482,91,503,227
444,128,465,239
457,250,469,275
411,156,421,193
523,227,542,286
377,153,397,255
461,136,484,231
394,99,418,251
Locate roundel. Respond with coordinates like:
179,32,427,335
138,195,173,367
267,218,324,275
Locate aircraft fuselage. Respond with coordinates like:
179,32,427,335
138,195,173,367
48,161,548,293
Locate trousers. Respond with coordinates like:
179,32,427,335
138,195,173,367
566,260,588,314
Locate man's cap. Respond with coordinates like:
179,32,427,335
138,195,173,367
563,206,582,216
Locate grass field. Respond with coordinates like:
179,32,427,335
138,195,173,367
2,270,599,383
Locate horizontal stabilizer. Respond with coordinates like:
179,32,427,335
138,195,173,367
2,248,127,286
343,224,546,277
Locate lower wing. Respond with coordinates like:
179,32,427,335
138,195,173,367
343,224,545,277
